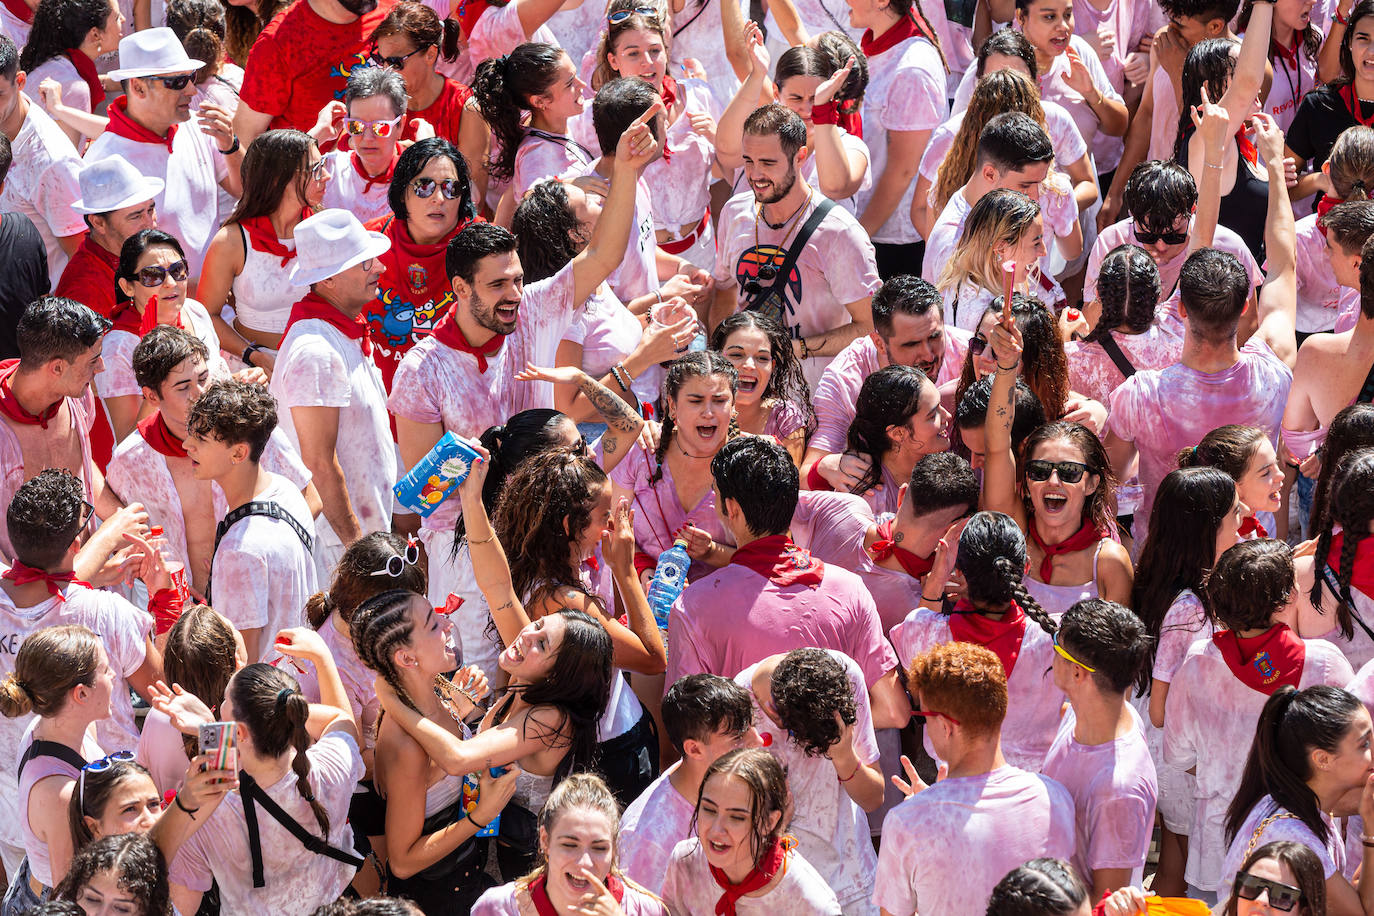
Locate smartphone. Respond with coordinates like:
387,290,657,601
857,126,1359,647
199,721,238,772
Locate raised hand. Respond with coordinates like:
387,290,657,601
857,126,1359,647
813,55,856,108
614,100,666,170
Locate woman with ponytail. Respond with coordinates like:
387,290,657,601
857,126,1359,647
1298,449,1374,669
22,0,122,149
1182,425,1284,539
370,3,482,157
1167,540,1355,901
889,511,1064,770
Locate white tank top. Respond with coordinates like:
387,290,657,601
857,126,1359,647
232,224,311,335
1021,540,1104,619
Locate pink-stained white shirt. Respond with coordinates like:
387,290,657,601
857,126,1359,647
564,286,661,407
1152,590,1213,685
1261,41,1318,133
1106,339,1292,539
474,878,669,916
0,393,97,561
449,0,559,85
801,129,872,216
736,650,879,912
1164,637,1354,890
889,608,1064,770
667,0,742,110
136,708,191,797
1294,212,1345,334
809,332,970,456
232,225,310,335
852,37,946,245
666,556,898,691
642,80,718,235
169,731,364,913
1071,0,1151,96
663,838,842,916
1043,705,1157,886
295,613,381,750
1065,322,1185,405
0,99,84,281
15,725,103,887
319,150,396,225
918,103,1088,190
512,130,595,200
1148,63,1181,163
619,769,697,894
873,765,1077,916
1085,219,1263,304
1037,35,1125,173
571,164,658,304
28,57,91,151
1217,796,1343,900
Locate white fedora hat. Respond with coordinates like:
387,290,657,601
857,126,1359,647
72,156,165,215
289,209,392,286
108,28,204,81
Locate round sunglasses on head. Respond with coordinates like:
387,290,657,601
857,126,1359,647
412,177,465,200
135,259,190,288
370,539,421,577
1234,872,1302,912
343,114,404,138
1024,459,1091,484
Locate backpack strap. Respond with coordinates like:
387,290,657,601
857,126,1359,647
1320,562,1374,643
17,740,87,782
747,199,837,330
239,771,363,889
207,501,315,603
1095,332,1137,379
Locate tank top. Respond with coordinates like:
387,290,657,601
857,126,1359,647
18,732,98,887
424,770,465,818
1021,540,1104,618
233,224,312,335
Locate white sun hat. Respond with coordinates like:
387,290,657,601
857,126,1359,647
288,208,392,286
71,156,165,215
107,28,204,81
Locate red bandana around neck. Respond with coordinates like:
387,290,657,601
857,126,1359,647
860,12,924,58
285,292,374,356
1318,194,1345,230
1236,129,1259,166
351,149,400,195
1341,82,1374,127
1271,35,1300,68
728,534,826,587
1238,515,1268,539
1326,531,1374,598
709,837,787,916
0,0,32,24
137,411,188,459
0,360,60,429
528,872,625,916
868,517,934,580
64,48,105,106
240,211,310,267
1212,623,1306,695
947,599,1027,676
106,96,176,152
431,309,503,373
1028,518,1105,583
2,561,87,601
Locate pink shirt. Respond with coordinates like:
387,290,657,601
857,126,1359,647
1071,0,1151,94
474,879,668,916
1148,63,1180,163
873,765,1076,916
619,770,696,894
571,165,657,304
642,80,719,233
564,286,661,407
16,727,102,887
1294,212,1344,334
135,709,190,797
0,393,96,562
1037,34,1125,173
1151,590,1212,685
1218,796,1343,900
1086,219,1263,304
295,613,380,750
1065,323,1185,405
664,839,842,916
512,131,595,200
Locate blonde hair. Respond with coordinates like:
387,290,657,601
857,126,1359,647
934,70,1048,214
936,188,1042,298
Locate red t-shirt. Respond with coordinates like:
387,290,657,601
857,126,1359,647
402,77,473,146
55,234,119,318
240,0,395,133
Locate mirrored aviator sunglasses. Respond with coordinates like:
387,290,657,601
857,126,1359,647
608,5,657,22
411,177,464,200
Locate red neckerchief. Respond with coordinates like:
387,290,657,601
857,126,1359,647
1028,518,1106,583
430,309,503,373
868,518,934,579
382,212,470,268
528,872,624,916
0,0,32,24
0,360,59,429
1271,35,1300,69
350,149,400,195
709,837,786,916
947,599,1027,676
1238,515,1268,539
109,300,142,336
240,211,310,267
1212,623,1306,695
861,12,925,58
438,592,464,615
1236,129,1258,167
728,534,825,587
137,411,188,459
284,291,374,356
64,48,105,106
1318,194,1345,237
1341,82,1374,127
105,95,176,153
1327,531,1374,597
1,561,87,600
657,75,679,164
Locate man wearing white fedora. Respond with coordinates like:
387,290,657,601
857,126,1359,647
269,208,395,581
55,155,163,321
85,28,243,280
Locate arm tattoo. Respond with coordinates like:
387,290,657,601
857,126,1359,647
581,374,640,434
494,601,514,613
602,434,619,455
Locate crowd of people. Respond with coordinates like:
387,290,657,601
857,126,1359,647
1,0,1374,910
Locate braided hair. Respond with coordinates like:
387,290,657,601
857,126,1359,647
1308,448,1374,639
984,859,1088,916
1085,244,1159,342
350,589,425,714
1308,404,1374,539
951,511,1057,635
652,351,739,484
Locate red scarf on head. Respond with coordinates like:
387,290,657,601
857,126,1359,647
1,561,87,600
0,360,59,429
1341,82,1374,127
868,518,934,579
64,48,105,106
351,149,400,195
105,96,176,153
1238,515,1268,539
1028,519,1106,583
1212,623,1306,694
239,212,310,267
728,535,825,587
528,872,625,916
947,599,1027,676
0,0,32,24
137,411,188,459
430,309,503,373
860,12,931,58
284,291,374,356
1326,531,1374,598
709,837,787,916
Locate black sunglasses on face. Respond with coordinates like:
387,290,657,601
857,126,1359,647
150,73,194,91
1234,872,1303,911
135,259,190,288
1133,222,1189,246
369,45,426,69
1024,459,1092,484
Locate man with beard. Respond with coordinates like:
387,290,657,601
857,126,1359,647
232,0,393,147
709,104,880,391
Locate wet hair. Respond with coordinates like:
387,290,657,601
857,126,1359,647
711,435,798,538
1337,0,1374,87
0,133,12,186
1178,248,1251,344
447,221,517,285
1309,448,1374,639
770,649,857,757
710,311,815,438
845,365,933,494
472,42,568,182
185,378,277,464
526,773,624,882
350,589,426,712
663,674,754,756
346,64,408,119
591,77,660,161
166,0,228,84
227,130,318,226
69,758,156,854
224,0,287,68
743,104,809,162
53,833,171,916
1225,841,1326,916
132,325,210,395
0,36,15,82
116,229,186,308
1123,161,1198,234
20,0,117,73
1326,127,1374,202
871,275,943,337
306,533,426,629
164,604,238,759
1017,422,1116,534
652,351,739,483
370,1,461,65
935,72,1048,214
908,641,1008,736
311,901,425,916
952,511,1056,634
1174,38,1238,163
453,409,575,547
937,191,1042,326
7,468,87,568
906,452,979,520
1058,599,1153,696
954,377,1047,455
955,294,1069,421
23,903,85,916
984,858,1089,916
16,296,110,368
594,0,670,90
0,624,101,719
1205,538,1296,632
1179,425,1267,486
1086,244,1160,341
975,27,1038,79
388,137,475,224
1319,201,1374,261
692,748,790,865
1309,405,1374,538
1131,467,1237,667
1226,685,1364,846
512,179,581,284
1159,0,1240,27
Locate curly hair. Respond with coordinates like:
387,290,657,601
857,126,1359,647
955,295,1069,421
1017,421,1117,535
770,649,857,757
54,833,171,916
1308,448,1374,639
934,69,1047,214
453,409,575,549
472,43,567,182
19,0,116,73
6,467,87,568
224,0,289,82
710,311,815,439
908,641,1008,736
1206,538,1296,632
166,0,228,84
512,178,582,284
307,533,426,629
185,378,277,463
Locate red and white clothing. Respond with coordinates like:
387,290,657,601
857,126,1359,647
570,163,658,305
1087,217,1263,304
1037,34,1126,174
456,1,559,85
663,839,842,916
1065,322,1186,405
320,150,398,224
1262,36,1317,132
642,79,720,272
474,877,668,916
619,771,697,894
28,54,96,151
401,77,474,146
229,221,312,337
94,300,230,403
0,99,84,281
0,390,97,561
0,1,34,50
511,129,594,201
1294,211,1345,334
54,236,120,318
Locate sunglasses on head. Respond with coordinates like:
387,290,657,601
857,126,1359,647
1024,459,1091,483
1132,222,1189,246
343,114,404,138
1234,872,1303,911
78,751,137,811
369,46,425,69
608,5,657,22
149,73,194,91
135,259,190,288
412,177,464,200
370,537,421,578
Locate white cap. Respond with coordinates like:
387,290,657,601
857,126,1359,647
107,28,204,81
71,156,164,215
288,209,392,286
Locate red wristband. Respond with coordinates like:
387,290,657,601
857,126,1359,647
806,461,835,491
811,101,840,126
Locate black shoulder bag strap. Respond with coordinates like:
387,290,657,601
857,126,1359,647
207,501,316,602
17,740,86,782
1356,357,1374,404
747,198,837,327
1096,332,1137,379
1320,562,1374,643
239,771,363,889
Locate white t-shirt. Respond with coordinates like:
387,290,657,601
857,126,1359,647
1294,212,1345,334
801,129,873,216
0,98,84,281
619,769,697,894
319,150,396,225
569,165,658,304
663,838,842,916
94,301,230,401
1036,34,1125,173
563,285,661,407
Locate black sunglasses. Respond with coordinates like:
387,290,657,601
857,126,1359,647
412,177,465,200
1234,872,1302,911
743,263,780,299
969,335,988,357
1133,222,1189,246
369,46,426,69
1024,459,1092,484
135,259,190,288
150,73,194,91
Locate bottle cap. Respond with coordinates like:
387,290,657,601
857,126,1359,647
673,538,688,548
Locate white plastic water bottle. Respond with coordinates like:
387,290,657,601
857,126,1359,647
646,538,691,639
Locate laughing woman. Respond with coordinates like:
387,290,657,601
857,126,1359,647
710,311,814,464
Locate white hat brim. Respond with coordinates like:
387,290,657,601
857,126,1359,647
70,175,165,215
107,59,206,81
288,231,393,286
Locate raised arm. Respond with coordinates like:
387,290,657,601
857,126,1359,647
513,362,648,472
1219,0,1272,133
456,452,532,648
811,57,868,202
1188,85,1229,254
1253,113,1299,368
716,23,771,174
982,313,1027,526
